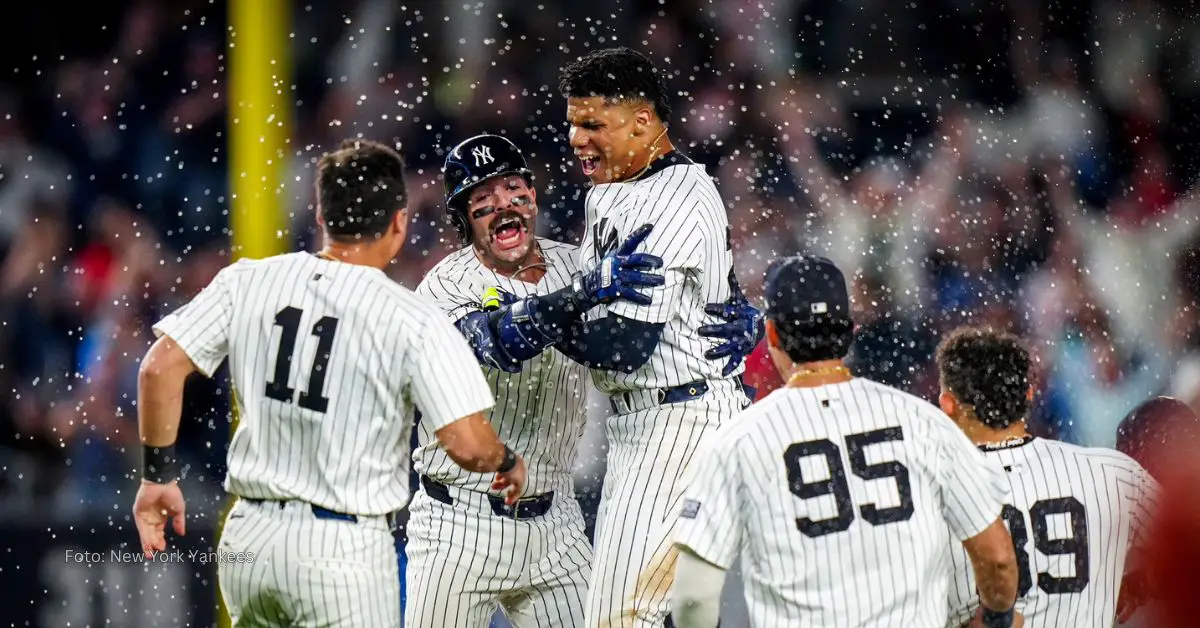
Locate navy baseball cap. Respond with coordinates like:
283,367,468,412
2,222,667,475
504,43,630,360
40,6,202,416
763,255,852,328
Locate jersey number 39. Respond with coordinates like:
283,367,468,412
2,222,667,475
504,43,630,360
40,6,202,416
783,427,915,538
1001,498,1090,597
264,306,340,413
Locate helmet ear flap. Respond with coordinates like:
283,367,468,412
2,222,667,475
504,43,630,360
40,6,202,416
449,207,471,243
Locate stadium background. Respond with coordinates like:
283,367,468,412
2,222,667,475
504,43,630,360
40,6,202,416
0,0,1198,626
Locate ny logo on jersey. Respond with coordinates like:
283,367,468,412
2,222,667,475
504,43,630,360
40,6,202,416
592,217,619,258
471,145,494,167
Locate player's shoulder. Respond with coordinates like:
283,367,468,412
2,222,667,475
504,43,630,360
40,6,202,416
638,153,720,195
1029,438,1149,477
422,246,477,278
536,237,578,255
210,252,309,287
850,377,952,430
417,246,478,290
536,237,579,265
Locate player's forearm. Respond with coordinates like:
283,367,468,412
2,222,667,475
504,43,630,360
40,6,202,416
965,520,1020,614
670,546,726,628
556,314,663,372
974,557,1019,613
435,412,511,473
137,337,195,447
137,337,198,483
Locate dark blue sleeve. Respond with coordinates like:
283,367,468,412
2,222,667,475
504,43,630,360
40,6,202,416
556,314,664,373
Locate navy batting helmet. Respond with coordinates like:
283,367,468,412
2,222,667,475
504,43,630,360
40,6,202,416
442,134,533,242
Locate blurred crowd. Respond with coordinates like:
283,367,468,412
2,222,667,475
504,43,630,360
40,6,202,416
2,0,1198,526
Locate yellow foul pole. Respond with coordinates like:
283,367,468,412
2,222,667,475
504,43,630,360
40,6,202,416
219,1,290,625
229,0,290,261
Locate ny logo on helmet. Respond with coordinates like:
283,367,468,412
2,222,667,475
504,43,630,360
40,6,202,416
471,145,494,167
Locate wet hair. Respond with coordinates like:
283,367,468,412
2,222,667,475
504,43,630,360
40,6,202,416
775,319,854,364
316,139,407,242
557,47,672,121
936,326,1032,429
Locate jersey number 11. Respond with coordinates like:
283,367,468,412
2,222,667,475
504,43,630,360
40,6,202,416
264,306,340,413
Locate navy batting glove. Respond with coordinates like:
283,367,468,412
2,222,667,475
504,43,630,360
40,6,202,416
572,223,665,310
699,298,765,377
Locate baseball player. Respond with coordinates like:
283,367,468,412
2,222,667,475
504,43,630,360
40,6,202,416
558,46,765,627
131,139,528,627
671,256,1022,628
937,326,1159,628
1115,397,1200,627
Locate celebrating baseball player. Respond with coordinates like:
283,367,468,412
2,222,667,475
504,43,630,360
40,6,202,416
937,327,1159,628
406,134,605,628
671,256,1021,628
557,46,764,626
132,139,526,627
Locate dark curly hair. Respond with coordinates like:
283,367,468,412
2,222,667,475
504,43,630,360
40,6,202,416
557,47,672,121
316,139,407,243
936,326,1032,429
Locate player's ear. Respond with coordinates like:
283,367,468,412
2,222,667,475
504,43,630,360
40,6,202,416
392,206,408,232
938,390,958,417
633,106,652,136
765,320,780,348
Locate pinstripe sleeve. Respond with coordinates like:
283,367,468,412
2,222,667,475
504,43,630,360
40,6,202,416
151,263,237,377
607,180,708,324
1130,463,1160,554
673,435,743,570
416,264,478,323
407,307,495,430
936,419,1010,541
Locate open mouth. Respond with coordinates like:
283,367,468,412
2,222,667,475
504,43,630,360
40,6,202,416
580,156,599,177
491,215,528,250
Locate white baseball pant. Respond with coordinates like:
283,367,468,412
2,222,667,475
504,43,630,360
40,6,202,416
585,378,749,628
403,475,592,627
217,497,400,627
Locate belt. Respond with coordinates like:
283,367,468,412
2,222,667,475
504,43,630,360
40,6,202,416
240,497,398,530
609,376,754,415
420,475,554,519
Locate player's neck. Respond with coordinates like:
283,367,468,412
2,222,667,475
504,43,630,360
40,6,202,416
962,418,1030,447
624,129,674,181
317,241,393,271
782,359,853,389
475,245,546,284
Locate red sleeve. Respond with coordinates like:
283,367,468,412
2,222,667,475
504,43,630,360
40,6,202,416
742,339,784,402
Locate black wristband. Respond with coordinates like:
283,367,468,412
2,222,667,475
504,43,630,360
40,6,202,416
497,445,518,473
981,606,1015,628
143,444,179,483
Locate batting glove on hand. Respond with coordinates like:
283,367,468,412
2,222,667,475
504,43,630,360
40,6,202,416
699,286,765,377
572,223,665,310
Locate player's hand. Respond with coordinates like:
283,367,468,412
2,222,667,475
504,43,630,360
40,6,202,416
573,223,664,309
132,479,186,559
698,274,765,376
967,608,1024,628
1116,570,1149,623
492,454,527,505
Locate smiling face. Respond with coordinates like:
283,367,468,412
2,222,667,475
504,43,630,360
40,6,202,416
464,174,538,268
566,96,657,184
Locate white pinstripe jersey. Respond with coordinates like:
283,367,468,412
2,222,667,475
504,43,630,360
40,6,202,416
578,152,739,394
946,438,1159,628
415,238,589,494
674,378,1010,627
152,252,494,516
